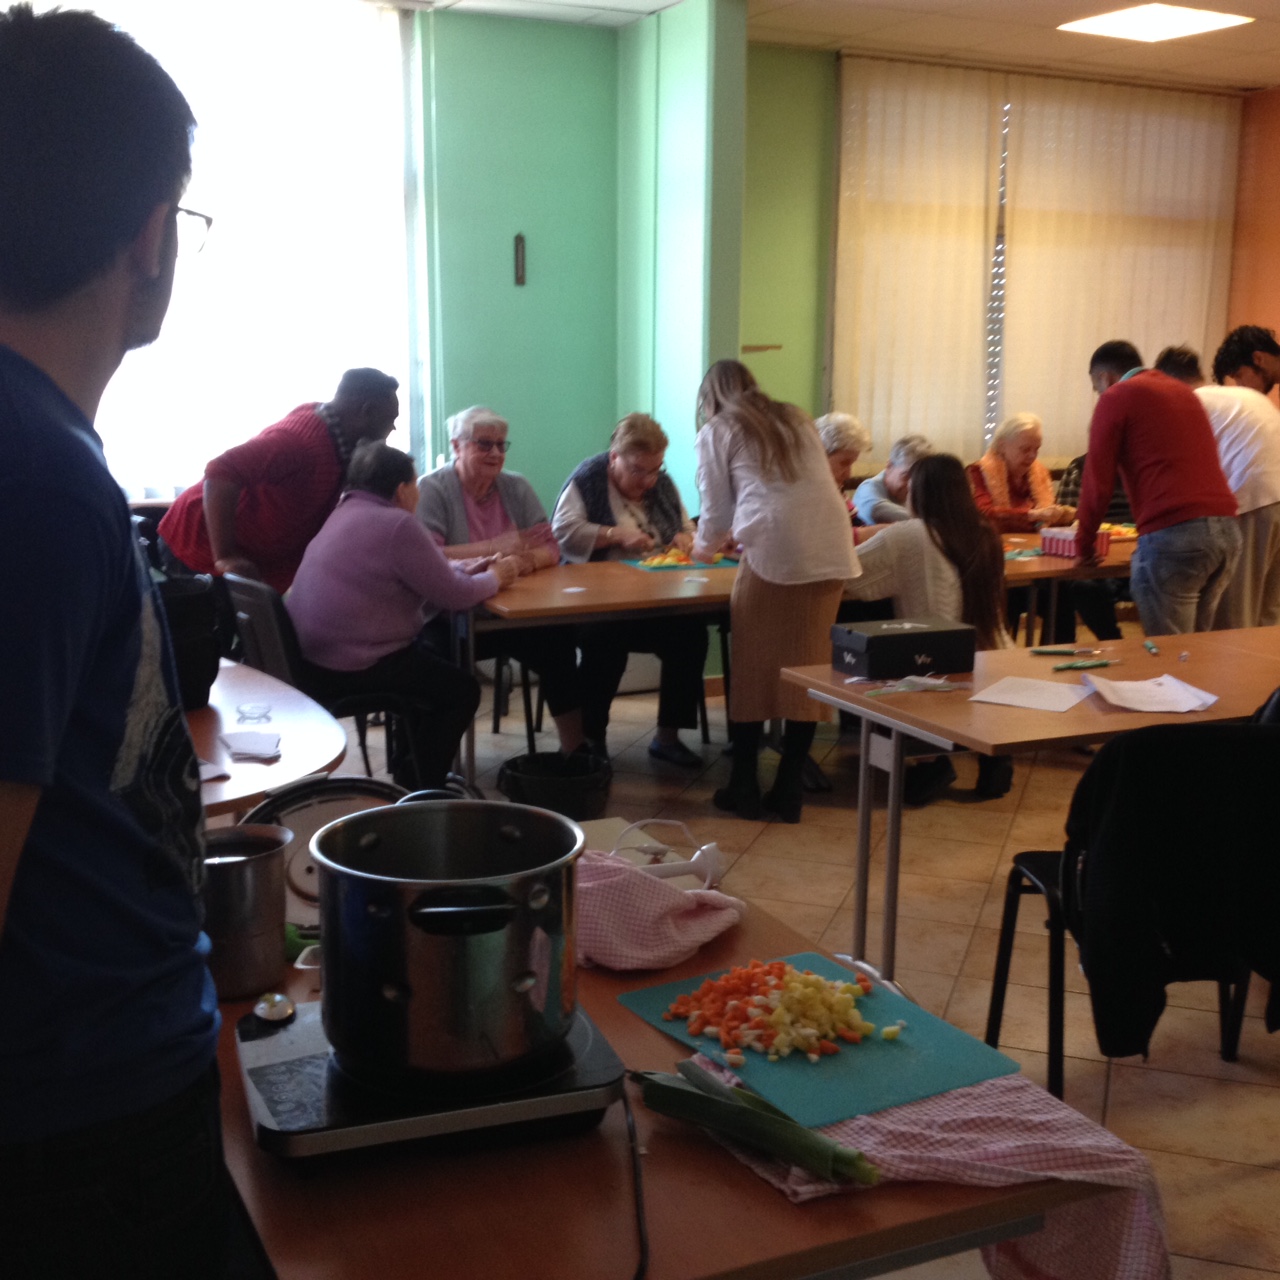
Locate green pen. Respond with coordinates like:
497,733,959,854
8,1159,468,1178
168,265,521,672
1143,640,1159,654
1053,658,1122,671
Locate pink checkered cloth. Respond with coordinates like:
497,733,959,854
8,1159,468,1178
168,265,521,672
697,1059,1170,1280
575,851,747,970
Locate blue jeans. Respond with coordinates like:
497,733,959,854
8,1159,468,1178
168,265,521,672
1129,517,1242,636
0,1063,231,1279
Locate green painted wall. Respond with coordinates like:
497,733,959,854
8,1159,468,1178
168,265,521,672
418,3,748,512
740,44,837,416
419,13,618,509
616,21,658,419
617,0,747,506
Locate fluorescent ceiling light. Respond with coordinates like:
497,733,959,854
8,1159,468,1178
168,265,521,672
1059,3,1252,42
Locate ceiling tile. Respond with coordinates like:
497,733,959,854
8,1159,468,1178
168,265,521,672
748,23,853,46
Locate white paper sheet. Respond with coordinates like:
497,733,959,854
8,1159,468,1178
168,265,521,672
197,758,231,783
969,677,1093,713
219,731,282,761
1082,673,1217,713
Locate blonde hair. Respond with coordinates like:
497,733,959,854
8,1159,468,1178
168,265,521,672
990,412,1042,456
696,359,810,483
610,412,668,456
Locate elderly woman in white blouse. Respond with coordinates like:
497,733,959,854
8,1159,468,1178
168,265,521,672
692,361,859,823
552,413,708,765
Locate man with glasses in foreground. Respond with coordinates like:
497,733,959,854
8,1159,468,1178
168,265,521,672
554,413,709,765
0,7,231,1274
158,365,400,592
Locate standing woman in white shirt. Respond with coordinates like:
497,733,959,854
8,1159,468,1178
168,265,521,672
692,361,860,822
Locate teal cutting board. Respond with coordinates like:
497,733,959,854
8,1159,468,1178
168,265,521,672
618,952,1019,1128
622,557,737,571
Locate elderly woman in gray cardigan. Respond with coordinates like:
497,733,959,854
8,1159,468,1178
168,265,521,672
417,405,586,754
552,413,709,766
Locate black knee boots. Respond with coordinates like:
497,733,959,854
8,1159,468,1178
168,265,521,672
763,720,817,823
714,720,762,819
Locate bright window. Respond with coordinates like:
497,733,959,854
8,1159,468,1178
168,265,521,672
33,0,412,497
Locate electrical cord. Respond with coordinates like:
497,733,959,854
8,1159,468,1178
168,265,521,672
621,1088,650,1280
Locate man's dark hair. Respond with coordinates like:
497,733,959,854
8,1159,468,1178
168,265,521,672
0,4,195,311
1088,341,1144,378
1212,326,1280,385
334,368,400,404
345,440,416,500
1153,345,1203,383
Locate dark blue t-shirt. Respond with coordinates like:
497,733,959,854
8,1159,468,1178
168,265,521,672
0,344,219,1142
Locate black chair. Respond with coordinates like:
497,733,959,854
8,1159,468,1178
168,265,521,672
984,721,1280,1098
491,654,544,755
222,573,425,784
984,847,1250,1099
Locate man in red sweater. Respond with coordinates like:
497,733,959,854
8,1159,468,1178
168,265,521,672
157,367,399,592
1077,340,1240,636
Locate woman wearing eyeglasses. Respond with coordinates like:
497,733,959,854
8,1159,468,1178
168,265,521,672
552,413,709,765
417,405,587,754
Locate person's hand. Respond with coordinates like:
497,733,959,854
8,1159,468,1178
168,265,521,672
482,528,523,557
491,556,521,588
519,521,559,553
615,528,655,553
458,555,497,575
213,555,260,580
672,531,694,555
511,552,539,577
1032,505,1073,527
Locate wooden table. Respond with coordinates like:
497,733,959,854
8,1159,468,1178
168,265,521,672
783,629,1280,978
189,661,347,817
219,905,1111,1280
458,561,737,778
1001,536,1135,645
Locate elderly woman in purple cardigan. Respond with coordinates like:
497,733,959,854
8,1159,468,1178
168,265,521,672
287,441,518,789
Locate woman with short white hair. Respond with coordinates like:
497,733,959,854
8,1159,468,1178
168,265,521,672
967,412,1075,532
815,412,871,493
416,405,587,754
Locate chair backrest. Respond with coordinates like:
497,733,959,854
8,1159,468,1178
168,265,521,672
221,573,304,686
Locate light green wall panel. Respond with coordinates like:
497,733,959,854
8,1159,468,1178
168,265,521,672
618,0,746,509
740,44,837,416
420,13,618,509
617,22,658,419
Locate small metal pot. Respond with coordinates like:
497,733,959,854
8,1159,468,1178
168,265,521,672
203,825,292,1000
310,800,583,1084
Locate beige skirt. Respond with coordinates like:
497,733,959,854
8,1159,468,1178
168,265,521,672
729,557,845,723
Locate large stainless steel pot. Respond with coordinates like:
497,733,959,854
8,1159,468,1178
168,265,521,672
310,800,583,1084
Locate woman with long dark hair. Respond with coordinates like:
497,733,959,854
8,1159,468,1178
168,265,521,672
692,360,860,822
847,452,1013,799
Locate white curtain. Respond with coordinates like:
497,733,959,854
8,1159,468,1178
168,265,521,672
999,77,1239,456
832,58,1000,461
32,0,410,497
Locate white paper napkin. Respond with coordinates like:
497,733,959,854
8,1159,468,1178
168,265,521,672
970,676,1093,713
219,731,282,761
1082,672,1217,713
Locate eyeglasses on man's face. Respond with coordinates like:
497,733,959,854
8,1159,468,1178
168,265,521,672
176,206,213,255
468,437,510,455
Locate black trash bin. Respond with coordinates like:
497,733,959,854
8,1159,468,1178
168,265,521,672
496,751,611,822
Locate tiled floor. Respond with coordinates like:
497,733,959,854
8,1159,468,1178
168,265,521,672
347,681,1280,1279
